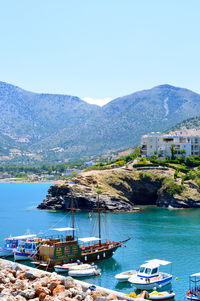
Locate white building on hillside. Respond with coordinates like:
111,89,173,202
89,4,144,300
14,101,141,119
141,129,200,157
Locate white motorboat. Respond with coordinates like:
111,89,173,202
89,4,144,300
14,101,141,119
186,272,200,300
68,263,95,270
128,259,172,290
68,267,101,277
148,291,175,300
115,270,137,282
0,234,36,258
54,263,79,273
55,262,96,273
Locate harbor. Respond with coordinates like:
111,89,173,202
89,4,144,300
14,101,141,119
1,183,200,300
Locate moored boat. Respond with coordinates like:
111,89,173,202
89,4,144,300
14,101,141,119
128,259,172,290
0,234,37,258
54,262,95,273
186,273,200,300
14,238,40,261
148,291,175,300
54,262,79,273
115,270,137,282
68,267,101,277
33,189,130,270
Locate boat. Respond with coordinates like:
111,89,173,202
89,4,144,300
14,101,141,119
0,234,37,257
68,267,101,277
54,262,95,273
115,270,137,282
54,262,80,273
186,273,200,300
148,291,175,300
33,189,130,270
13,238,41,261
128,259,172,290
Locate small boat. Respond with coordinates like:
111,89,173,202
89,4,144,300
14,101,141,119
186,273,200,300
0,234,37,258
54,263,79,273
115,270,137,282
128,259,172,290
68,267,101,277
14,239,39,261
68,263,96,270
54,262,95,273
148,291,175,300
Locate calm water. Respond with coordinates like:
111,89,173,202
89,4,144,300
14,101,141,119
0,183,200,300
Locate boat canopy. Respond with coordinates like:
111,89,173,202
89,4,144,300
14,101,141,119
145,259,171,266
49,227,75,231
190,273,200,277
140,262,160,269
78,237,100,243
6,234,37,240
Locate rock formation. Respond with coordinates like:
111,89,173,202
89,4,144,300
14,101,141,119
38,165,200,211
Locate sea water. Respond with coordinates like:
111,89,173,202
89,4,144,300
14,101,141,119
0,183,199,300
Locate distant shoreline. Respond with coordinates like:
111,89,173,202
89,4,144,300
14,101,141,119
0,178,65,184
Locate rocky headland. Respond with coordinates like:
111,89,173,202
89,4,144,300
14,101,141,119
38,164,200,211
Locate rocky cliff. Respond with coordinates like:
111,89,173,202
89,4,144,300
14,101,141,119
38,165,200,211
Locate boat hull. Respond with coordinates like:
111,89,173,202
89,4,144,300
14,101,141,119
35,243,122,270
129,275,172,290
68,268,100,277
54,263,78,273
149,292,175,300
80,245,120,263
186,296,200,301
0,248,14,257
14,252,34,261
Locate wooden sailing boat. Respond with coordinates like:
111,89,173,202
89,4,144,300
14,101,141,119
33,189,130,269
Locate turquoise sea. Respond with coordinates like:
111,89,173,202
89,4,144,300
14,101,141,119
0,183,200,300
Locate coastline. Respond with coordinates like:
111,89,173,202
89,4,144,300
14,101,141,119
0,178,65,184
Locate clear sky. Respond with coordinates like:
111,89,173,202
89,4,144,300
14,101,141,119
0,0,200,105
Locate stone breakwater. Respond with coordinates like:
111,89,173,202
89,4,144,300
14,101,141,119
0,259,146,301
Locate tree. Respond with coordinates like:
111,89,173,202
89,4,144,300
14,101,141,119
170,144,176,160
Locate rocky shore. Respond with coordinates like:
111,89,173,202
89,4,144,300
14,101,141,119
38,165,200,211
0,259,146,301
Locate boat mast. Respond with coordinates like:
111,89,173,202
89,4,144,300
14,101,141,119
96,189,102,246
70,189,75,240
98,193,101,246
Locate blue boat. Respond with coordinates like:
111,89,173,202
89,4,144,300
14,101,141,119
128,259,172,290
13,239,39,261
186,273,200,300
0,234,37,257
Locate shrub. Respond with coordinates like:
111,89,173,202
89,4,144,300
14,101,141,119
159,178,185,196
139,172,153,181
174,169,179,179
114,160,125,167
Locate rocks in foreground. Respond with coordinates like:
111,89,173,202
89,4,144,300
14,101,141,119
0,260,131,301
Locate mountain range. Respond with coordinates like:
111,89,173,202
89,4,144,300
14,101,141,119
1,81,200,163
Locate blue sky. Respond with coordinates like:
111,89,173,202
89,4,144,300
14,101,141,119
0,0,200,105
